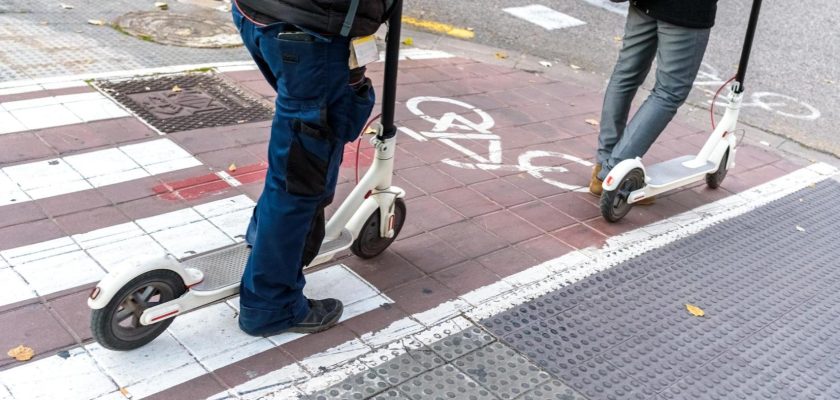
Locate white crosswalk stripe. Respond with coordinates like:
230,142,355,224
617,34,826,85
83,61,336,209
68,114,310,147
0,138,202,207
503,4,587,30
0,92,129,135
0,195,254,308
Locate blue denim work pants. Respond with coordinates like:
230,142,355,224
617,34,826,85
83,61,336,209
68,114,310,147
231,5,375,335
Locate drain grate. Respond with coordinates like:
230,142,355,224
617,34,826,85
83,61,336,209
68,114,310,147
96,73,273,133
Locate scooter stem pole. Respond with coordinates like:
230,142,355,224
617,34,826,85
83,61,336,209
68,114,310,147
379,0,402,139
734,0,762,93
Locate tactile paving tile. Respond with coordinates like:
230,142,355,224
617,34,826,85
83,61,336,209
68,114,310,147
372,346,445,387
427,325,495,361
452,342,550,400
397,364,495,400
661,352,787,400
558,356,655,400
484,180,840,398
308,370,390,400
370,388,410,399
519,380,588,400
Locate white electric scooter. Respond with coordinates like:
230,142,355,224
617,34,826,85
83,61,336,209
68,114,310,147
88,1,408,351
600,0,763,222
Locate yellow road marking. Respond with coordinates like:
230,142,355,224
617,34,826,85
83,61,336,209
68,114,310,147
401,16,475,40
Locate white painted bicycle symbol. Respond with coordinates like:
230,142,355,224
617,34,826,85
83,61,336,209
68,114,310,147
400,96,593,193
694,62,821,121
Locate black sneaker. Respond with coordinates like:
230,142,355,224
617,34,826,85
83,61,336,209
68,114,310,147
285,298,343,334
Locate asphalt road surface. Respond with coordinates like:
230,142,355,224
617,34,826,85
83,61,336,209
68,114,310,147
404,0,840,156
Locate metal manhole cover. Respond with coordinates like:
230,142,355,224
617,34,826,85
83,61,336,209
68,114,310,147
96,74,273,133
115,11,241,48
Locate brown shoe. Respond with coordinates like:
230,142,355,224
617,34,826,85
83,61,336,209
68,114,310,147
589,165,603,197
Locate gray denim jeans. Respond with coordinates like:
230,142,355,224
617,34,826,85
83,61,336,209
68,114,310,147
597,6,711,180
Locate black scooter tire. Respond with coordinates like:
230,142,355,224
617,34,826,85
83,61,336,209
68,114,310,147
351,198,407,259
91,270,186,351
600,168,645,223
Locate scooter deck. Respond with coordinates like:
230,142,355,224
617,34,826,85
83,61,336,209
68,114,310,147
647,155,716,187
186,228,353,292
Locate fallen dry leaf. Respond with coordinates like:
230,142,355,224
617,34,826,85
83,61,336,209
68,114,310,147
171,85,183,93
402,37,414,46
87,19,106,26
685,304,705,317
613,35,622,42
585,118,600,127
228,163,237,173
495,52,508,60
119,387,133,399
7,345,35,361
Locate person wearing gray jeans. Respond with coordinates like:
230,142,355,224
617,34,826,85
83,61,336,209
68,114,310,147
590,0,718,198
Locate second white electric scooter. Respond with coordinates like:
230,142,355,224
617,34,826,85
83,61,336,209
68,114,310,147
87,1,408,351
600,0,763,222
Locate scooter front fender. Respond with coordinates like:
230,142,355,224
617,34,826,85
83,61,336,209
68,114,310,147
346,187,406,241
603,158,646,192
87,256,200,310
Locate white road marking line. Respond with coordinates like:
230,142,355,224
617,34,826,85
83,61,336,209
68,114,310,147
0,138,201,206
503,4,587,31
0,92,129,135
0,195,254,308
378,48,456,62
0,348,115,400
397,126,428,142
216,171,243,187
0,48,455,95
86,334,205,399
208,162,838,400
0,264,390,400
580,0,629,16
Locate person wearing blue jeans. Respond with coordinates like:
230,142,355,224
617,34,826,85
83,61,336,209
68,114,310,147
231,0,390,336
590,0,718,198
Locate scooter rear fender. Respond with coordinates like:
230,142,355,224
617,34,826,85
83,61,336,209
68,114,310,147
87,256,200,310
602,158,646,192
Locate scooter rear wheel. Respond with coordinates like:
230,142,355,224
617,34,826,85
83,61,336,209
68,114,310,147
705,149,730,189
91,270,186,351
351,198,407,259
600,168,645,223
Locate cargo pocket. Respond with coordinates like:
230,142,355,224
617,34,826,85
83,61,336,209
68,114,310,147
340,77,376,143
286,119,333,197
271,26,330,101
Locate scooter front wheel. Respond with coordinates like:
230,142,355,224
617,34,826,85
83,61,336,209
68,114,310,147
351,198,407,259
91,270,186,351
600,168,645,223
705,149,730,189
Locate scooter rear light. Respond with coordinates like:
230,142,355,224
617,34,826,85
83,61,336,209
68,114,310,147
89,286,101,300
